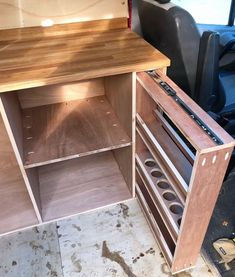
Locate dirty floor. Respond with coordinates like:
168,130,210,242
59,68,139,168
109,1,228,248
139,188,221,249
0,199,215,277
203,167,235,277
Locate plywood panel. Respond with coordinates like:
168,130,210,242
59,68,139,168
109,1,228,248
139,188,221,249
137,72,234,151
23,95,131,168
39,151,132,221
105,73,133,138
172,148,233,273
113,146,133,193
18,78,105,109
105,73,136,195
0,93,42,221
0,0,128,29
0,114,38,234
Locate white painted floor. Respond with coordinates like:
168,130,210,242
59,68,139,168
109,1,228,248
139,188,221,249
0,199,214,277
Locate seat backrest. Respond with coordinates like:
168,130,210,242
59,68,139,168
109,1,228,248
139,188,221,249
136,0,201,99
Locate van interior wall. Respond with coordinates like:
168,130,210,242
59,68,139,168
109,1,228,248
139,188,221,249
0,0,128,30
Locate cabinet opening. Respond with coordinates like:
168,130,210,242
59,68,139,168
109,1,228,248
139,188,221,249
0,75,133,168
35,150,132,221
0,73,134,222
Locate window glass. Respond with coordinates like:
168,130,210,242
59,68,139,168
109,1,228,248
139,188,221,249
171,0,231,25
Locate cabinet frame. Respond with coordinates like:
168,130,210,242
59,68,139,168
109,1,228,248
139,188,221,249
136,70,234,274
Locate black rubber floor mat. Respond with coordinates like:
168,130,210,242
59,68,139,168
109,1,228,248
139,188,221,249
202,167,235,276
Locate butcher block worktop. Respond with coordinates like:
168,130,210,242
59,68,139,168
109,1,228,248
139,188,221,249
0,18,170,93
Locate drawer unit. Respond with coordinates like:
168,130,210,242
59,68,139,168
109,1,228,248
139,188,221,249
135,70,234,273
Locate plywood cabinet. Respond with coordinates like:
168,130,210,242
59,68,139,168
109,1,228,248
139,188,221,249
0,18,234,274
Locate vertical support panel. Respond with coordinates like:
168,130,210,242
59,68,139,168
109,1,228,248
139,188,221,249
172,148,233,273
0,94,42,223
105,73,136,195
0,113,38,234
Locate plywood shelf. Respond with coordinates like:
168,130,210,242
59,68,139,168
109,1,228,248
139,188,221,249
39,151,132,221
23,95,131,168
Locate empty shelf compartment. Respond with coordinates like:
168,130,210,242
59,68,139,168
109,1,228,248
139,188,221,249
23,95,131,168
38,151,132,221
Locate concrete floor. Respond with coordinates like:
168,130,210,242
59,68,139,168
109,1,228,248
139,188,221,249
0,199,215,277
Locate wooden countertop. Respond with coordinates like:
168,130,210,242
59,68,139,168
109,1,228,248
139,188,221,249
0,18,170,93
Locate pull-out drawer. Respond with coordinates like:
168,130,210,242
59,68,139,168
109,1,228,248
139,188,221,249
135,70,235,274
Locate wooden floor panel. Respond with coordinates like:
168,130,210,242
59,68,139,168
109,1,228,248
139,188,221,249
39,151,132,221
23,95,131,168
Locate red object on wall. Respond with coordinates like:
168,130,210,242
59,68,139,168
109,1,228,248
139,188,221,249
128,0,132,28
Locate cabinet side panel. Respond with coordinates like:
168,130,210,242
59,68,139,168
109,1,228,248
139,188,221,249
0,114,38,234
104,73,133,138
0,94,42,222
172,148,233,273
113,146,133,193
0,93,24,159
105,73,135,195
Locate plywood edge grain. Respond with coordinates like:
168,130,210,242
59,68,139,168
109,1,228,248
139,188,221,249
171,148,232,273
155,70,235,147
137,72,235,151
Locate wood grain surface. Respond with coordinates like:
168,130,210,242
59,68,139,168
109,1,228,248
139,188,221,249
136,81,192,185
23,95,131,168
137,72,235,151
0,114,38,234
39,151,131,221
18,78,105,109
0,19,170,93
0,93,43,222
172,148,233,273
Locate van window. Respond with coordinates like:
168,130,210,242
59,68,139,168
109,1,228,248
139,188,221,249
171,0,233,25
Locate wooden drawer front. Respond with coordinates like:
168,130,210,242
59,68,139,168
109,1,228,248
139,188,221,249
136,70,235,274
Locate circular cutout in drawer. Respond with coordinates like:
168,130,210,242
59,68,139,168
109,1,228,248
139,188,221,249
163,191,176,201
156,180,170,189
169,203,183,215
144,159,156,167
151,169,163,178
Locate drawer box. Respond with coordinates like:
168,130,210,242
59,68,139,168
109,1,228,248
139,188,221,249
135,70,234,273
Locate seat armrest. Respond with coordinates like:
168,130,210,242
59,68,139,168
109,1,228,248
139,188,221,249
220,103,235,119
220,32,235,59
195,31,220,111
